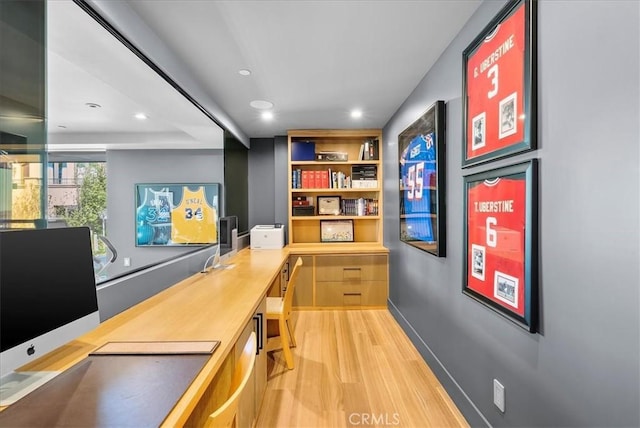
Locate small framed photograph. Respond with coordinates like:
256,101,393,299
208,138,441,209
317,196,341,215
472,112,486,150
320,220,354,242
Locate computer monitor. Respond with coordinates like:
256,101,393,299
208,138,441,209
0,227,100,378
219,215,238,252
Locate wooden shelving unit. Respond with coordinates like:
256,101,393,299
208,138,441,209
286,129,388,309
287,129,384,246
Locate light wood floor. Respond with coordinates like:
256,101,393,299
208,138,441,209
256,310,468,428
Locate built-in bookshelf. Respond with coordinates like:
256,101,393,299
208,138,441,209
287,129,384,246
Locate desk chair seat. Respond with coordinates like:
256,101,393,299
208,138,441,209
205,332,256,428
265,257,303,370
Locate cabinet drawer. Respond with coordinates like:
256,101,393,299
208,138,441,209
315,254,387,282
316,280,387,306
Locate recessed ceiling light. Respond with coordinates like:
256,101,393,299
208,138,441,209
135,113,148,120
85,102,101,109
261,111,274,120
238,69,251,76
250,100,274,110
351,109,363,118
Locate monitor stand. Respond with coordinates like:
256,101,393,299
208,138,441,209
0,371,61,406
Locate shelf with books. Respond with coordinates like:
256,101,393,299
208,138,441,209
290,160,379,166
291,164,379,190
292,215,381,221
288,129,384,247
291,188,380,193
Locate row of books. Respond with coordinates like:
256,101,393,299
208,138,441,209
342,198,379,216
358,139,379,160
292,166,378,189
291,198,379,216
292,169,347,189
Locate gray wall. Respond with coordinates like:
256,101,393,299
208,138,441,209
383,1,640,427
248,136,289,238
248,138,275,227
106,149,223,278
274,136,289,231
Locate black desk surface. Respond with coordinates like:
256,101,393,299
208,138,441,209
0,354,210,427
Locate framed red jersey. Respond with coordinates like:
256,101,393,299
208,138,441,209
463,160,538,332
462,0,537,167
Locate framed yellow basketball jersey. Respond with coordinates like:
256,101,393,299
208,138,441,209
171,186,217,244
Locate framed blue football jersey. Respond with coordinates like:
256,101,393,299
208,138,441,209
398,100,447,257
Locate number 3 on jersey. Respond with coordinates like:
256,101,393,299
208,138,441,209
487,64,498,99
185,207,203,220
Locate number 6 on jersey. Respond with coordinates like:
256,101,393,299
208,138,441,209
463,160,539,332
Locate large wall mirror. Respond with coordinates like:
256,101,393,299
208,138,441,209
1,0,226,283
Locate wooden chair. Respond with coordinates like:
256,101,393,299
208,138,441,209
205,332,256,428
265,257,303,370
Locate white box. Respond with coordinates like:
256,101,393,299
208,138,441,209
250,225,284,249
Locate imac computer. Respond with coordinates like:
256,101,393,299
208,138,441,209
0,227,100,404
219,215,238,255
201,215,238,273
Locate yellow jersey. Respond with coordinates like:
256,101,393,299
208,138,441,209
170,186,217,244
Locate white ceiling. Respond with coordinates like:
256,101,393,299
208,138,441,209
47,0,224,151
47,0,481,148
125,0,481,138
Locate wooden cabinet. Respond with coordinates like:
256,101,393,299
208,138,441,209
288,129,383,247
292,252,388,309
236,297,267,428
291,255,314,307
287,129,388,309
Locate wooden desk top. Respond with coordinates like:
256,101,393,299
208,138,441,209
5,247,289,427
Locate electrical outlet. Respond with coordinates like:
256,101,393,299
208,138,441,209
123,257,131,267
493,379,505,413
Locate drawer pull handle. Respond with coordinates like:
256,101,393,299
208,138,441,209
253,313,263,355
343,292,362,296
343,267,362,281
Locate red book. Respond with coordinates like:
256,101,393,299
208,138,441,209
320,170,329,188
301,170,310,188
309,171,316,188
314,170,323,189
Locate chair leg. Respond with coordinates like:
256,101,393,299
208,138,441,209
279,317,294,370
286,318,296,348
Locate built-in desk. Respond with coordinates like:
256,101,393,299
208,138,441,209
0,247,289,427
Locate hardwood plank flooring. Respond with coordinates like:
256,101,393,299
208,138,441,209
257,310,468,428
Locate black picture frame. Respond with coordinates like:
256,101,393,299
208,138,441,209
135,183,220,246
398,100,446,257
462,0,537,167
320,219,354,242
317,195,342,215
462,159,538,332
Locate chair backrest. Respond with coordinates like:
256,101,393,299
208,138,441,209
205,332,257,428
282,257,303,317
